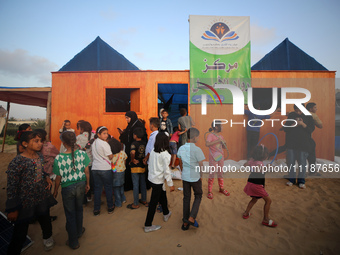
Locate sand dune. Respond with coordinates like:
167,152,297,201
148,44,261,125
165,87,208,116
0,150,340,255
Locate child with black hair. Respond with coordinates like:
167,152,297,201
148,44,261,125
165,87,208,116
76,120,85,133
6,131,57,254
14,123,32,154
59,120,74,133
169,126,187,169
178,108,195,146
205,122,229,199
243,145,277,228
127,127,147,209
91,126,114,216
144,132,175,233
177,128,205,230
59,120,75,152
159,109,173,137
53,131,90,249
35,129,59,179
76,121,95,201
108,137,128,207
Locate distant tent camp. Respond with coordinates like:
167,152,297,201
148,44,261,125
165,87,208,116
251,38,328,71
59,36,139,71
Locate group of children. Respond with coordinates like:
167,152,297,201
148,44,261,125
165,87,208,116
6,109,281,254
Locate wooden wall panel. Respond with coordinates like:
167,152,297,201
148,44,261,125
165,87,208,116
51,70,335,161
51,71,189,149
251,71,336,160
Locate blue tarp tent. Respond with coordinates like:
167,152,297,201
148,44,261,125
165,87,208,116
59,36,139,71
252,38,328,71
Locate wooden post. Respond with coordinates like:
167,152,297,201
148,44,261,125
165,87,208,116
45,91,52,141
1,102,10,153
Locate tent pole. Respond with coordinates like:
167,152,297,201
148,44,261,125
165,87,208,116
45,91,52,141
1,102,11,153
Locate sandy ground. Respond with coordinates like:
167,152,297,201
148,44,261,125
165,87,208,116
1,146,340,255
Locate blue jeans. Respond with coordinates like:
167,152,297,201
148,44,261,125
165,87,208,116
286,149,309,184
92,170,114,211
113,172,126,207
131,173,147,206
61,181,86,249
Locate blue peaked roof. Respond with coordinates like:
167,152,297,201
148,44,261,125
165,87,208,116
59,36,139,71
251,38,328,71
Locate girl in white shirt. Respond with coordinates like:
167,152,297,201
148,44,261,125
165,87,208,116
144,133,174,233
91,126,114,216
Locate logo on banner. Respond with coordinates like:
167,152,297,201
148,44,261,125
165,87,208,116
201,22,239,42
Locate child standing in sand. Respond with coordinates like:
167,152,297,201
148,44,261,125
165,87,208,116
35,129,59,179
205,122,229,199
108,137,128,208
144,133,175,233
127,127,147,209
6,131,57,254
53,131,90,249
243,145,277,228
59,120,75,152
177,128,205,231
91,126,114,216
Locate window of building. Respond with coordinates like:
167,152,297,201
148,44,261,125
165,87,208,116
105,88,140,113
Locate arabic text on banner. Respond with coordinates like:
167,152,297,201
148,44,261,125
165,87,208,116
189,15,250,104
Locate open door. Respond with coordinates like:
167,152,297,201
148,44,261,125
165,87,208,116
157,83,189,128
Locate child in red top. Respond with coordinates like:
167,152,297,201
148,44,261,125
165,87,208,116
169,126,187,169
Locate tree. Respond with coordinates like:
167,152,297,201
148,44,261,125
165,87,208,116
32,119,46,129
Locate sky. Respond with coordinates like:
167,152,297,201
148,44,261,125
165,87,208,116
0,0,339,119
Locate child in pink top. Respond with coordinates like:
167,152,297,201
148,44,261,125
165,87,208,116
169,127,187,169
205,122,229,199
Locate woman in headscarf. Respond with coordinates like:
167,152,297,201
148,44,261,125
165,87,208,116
118,111,147,191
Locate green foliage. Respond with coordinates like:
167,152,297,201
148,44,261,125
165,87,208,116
0,135,17,145
32,120,46,130
0,123,18,137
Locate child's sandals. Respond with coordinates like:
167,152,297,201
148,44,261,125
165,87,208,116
262,220,278,228
242,212,250,219
219,189,230,196
207,192,213,199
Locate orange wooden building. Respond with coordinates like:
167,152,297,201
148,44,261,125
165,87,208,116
51,37,335,161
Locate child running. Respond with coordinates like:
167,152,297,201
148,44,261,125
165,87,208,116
243,145,277,227
91,126,114,216
127,127,147,209
6,131,57,254
144,133,175,233
108,137,128,208
53,131,90,249
205,122,230,199
177,128,205,231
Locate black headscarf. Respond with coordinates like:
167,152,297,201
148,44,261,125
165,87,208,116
125,111,138,126
119,111,147,153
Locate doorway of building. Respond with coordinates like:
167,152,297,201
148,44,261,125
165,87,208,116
157,83,189,128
